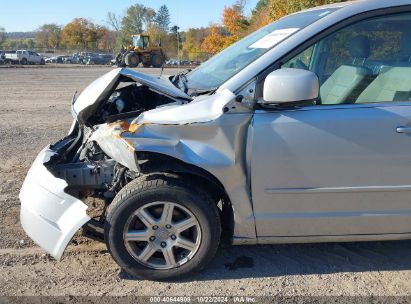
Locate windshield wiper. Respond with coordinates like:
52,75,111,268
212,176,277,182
171,69,191,83
171,69,191,93
188,87,217,97
171,70,216,97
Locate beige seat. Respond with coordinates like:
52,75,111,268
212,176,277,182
321,35,372,105
356,67,411,103
321,65,372,104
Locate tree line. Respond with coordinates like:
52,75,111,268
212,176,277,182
0,0,348,59
196,0,349,56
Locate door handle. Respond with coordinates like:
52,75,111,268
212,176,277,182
396,126,411,134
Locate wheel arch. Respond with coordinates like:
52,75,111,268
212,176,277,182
136,151,234,242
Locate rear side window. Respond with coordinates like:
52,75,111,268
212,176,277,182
283,12,411,105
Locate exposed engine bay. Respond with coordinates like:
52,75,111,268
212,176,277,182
43,76,185,239
88,82,181,125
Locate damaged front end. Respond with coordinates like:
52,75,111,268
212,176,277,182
20,67,254,260
19,68,193,259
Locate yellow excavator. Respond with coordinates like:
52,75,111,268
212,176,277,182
116,34,165,68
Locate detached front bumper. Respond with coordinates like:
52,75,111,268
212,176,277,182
19,147,90,259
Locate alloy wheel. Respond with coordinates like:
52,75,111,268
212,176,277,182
123,202,201,269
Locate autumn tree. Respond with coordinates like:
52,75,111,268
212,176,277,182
224,7,247,35
254,0,269,12
36,24,62,49
199,0,349,55
267,0,347,20
201,25,226,54
182,27,209,60
250,0,272,30
98,31,118,51
61,18,106,50
201,0,250,54
222,3,250,46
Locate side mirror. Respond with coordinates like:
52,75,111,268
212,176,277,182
261,68,319,105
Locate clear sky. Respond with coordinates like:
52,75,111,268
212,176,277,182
0,0,259,32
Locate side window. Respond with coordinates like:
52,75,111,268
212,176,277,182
143,36,149,49
283,12,411,105
282,45,314,70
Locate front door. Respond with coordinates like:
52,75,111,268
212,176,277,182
251,11,411,238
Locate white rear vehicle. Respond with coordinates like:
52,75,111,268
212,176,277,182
5,50,45,65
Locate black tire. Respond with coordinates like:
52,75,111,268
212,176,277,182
40,59,45,65
124,52,139,68
150,53,164,68
118,56,127,67
104,175,221,280
20,58,28,65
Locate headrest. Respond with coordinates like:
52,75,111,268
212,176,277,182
349,35,371,59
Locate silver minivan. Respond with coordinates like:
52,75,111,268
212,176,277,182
20,0,411,280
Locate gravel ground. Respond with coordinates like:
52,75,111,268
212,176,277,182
0,65,411,297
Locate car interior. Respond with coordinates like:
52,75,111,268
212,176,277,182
284,13,411,105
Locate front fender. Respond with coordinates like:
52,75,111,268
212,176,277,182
91,113,257,239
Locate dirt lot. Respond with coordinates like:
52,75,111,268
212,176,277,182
0,65,411,297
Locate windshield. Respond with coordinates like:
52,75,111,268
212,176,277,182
185,7,340,91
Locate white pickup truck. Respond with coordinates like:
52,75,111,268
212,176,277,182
5,50,45,65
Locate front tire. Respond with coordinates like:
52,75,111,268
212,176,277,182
150,53,164,68
124,52,139,68
104,175,221,280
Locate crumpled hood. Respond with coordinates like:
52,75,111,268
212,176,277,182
72,68,192,124
135,89,236,125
